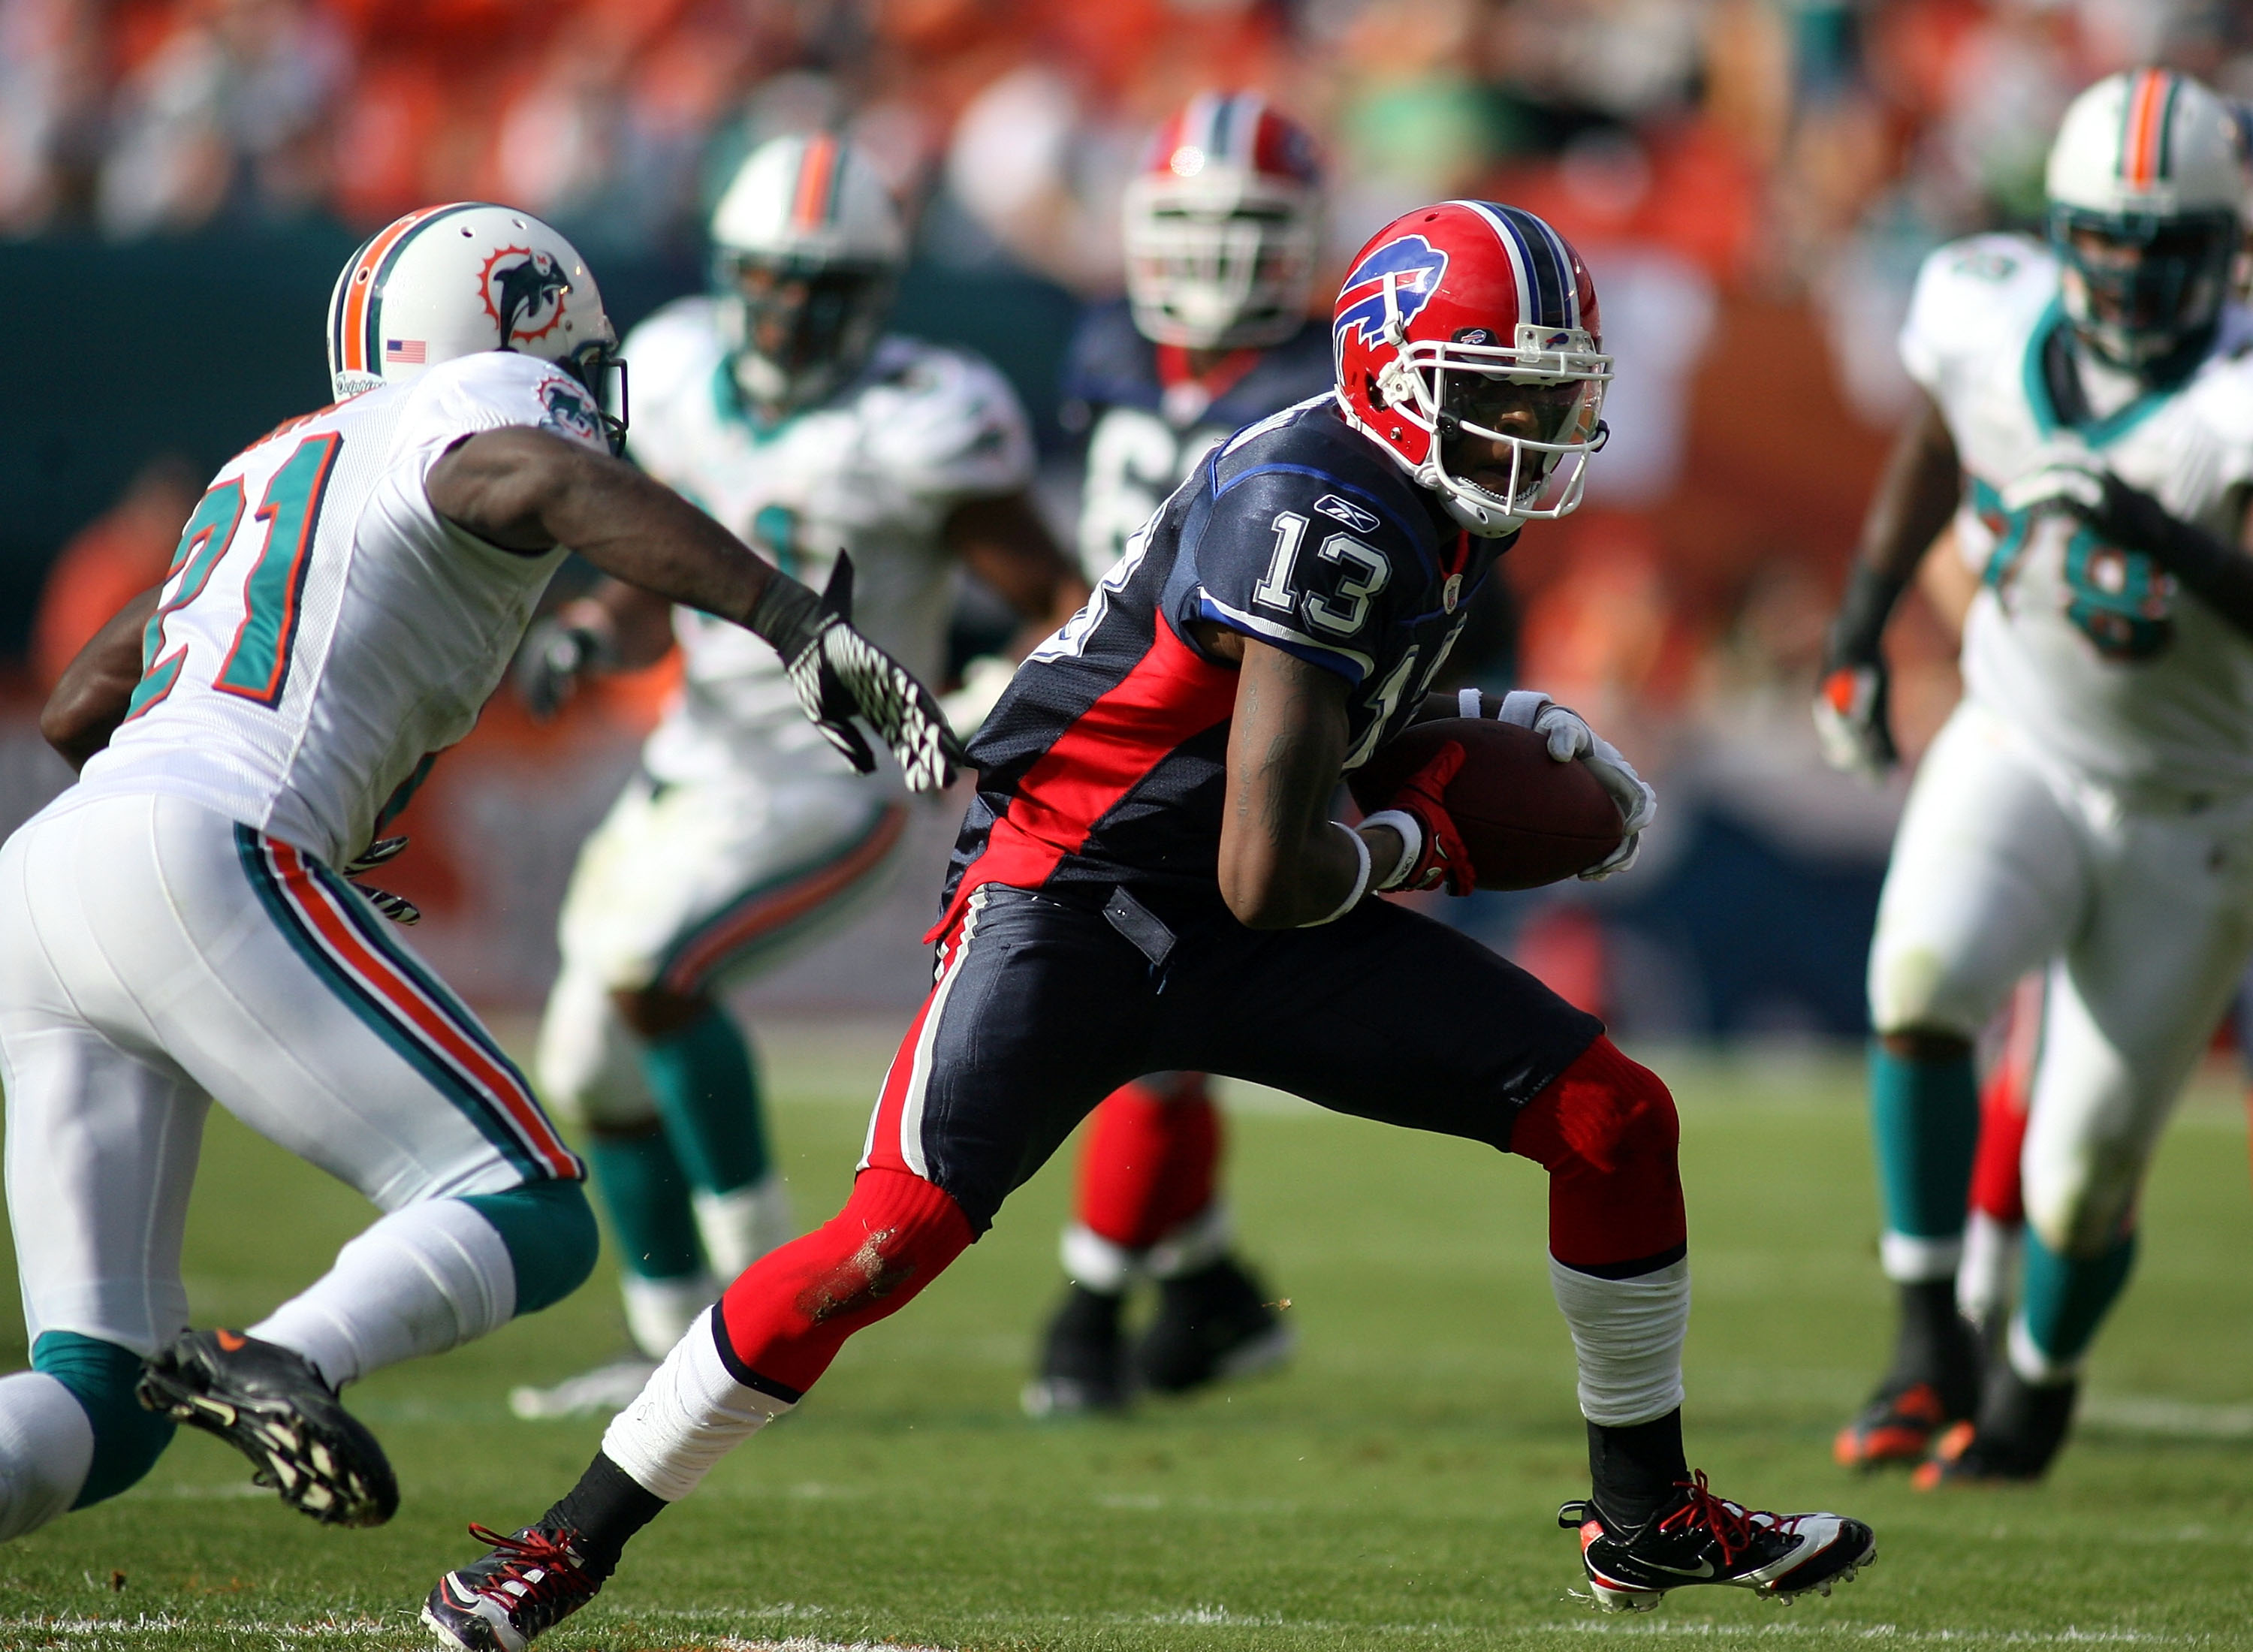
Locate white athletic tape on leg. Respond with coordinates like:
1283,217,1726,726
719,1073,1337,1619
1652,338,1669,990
622,1273,720,1362
694,1172,795,1281
1145,1201,1233,1281
1060,1222,1139,1294
1547,1256,1690,1427
1956,1210,2019,1330
1879,1230,1964,1283
2007,1312,2082,1386
250,1197,516,1388
0,1372,94,1541
602,1313,793,1503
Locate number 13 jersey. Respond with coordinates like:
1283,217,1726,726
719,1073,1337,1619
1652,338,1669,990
937,396,1500,929
71,351,608,868
1906,232,2253,797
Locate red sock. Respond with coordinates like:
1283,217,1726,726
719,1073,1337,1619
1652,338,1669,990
1510,1037,1687,1272
1074,1074,1220,1251
716,1168,973,1397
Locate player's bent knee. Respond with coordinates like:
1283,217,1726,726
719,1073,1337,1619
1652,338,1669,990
718,1168,974,1397
1868,944,1988,1044
463,1179,600,1316
1510,1037,1687,1272
2025,1147,2146,1259
31,1332,174,1509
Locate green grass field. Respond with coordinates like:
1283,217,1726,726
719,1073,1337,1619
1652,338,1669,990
4,1025,2251,1650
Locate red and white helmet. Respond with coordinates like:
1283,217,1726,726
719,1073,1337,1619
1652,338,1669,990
1332,201,1610,536
327,202,622,440
1123,92,1323,351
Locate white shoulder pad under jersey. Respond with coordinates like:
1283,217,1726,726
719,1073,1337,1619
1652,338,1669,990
620,312,1038,786
1902,234,2253,796
74,351,600,864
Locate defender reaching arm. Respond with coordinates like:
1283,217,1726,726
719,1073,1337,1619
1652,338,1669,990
1812,391,1961,778
42,586,158,772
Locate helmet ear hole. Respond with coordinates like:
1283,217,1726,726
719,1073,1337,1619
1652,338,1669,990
1364,371,1388,411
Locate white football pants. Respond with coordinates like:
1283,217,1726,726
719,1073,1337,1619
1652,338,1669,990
537,769,906,1130
0,793,575,1355
1868,701,2253,1254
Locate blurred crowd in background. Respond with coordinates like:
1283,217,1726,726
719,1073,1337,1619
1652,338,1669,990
8,0,2253,1033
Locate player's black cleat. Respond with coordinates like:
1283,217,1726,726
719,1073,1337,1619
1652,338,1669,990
1560,1472,1876,1612
137,1328,397,1527
1136,1256,1294,1394
1834,1379,1955,1469
1915,1370,2077,1488
424,1522,604,1651
1023,1283,1131,1417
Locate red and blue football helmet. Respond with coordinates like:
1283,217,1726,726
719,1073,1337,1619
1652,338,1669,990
1332,201,1611,536
1124,92,1323,351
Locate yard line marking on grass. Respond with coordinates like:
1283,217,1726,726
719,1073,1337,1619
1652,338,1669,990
2081,1393,2253,1438
0,1623,945,1652
1532,1623,2217,1644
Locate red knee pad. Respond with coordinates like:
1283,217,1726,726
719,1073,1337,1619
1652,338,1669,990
1074,1074,1220,1250
716,1168,973,1397
1510,1036,1686,1271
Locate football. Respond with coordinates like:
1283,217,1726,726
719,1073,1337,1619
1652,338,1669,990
1347,717,1626,891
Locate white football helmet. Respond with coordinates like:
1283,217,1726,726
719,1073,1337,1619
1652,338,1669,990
326,202,623,443
2046,68,2248,375
708,133,907,415
1123,92,1323,351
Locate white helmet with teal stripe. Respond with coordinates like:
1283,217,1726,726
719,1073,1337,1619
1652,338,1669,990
326,202,624,443
707,133,907,417
2046,68,2248,378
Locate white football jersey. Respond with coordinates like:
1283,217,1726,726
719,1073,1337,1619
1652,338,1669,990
1905,233,2253,797
620,300,1036,784
71,351,608,867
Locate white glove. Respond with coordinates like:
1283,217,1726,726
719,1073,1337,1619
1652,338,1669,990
2001,455,2108,518
1493,689,1656,879
938,653,1018,743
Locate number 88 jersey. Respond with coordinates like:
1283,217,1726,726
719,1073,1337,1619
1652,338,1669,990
73,351,608,869
1906,232,2253,796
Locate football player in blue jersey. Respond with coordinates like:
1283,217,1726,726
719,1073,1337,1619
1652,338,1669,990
423,200,1878,1649
1024,92,1337,1419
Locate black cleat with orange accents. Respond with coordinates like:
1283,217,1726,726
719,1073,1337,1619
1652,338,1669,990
424,1523,606,1651
1914,1370,2077,1488
137,1328,398,1526
1561,1472,1876,1611
1835,1379,1956,1469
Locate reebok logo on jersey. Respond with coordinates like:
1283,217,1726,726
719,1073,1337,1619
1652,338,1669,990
1313,493,1380,534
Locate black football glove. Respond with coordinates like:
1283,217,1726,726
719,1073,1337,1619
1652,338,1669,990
1812,565,1905,779
747,553,966,793
513,618,610,722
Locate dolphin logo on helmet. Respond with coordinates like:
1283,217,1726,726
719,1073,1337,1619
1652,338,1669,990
481,248,571,346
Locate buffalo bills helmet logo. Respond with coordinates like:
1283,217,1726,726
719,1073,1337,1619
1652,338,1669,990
1334,234,1448,350
479,247,570,345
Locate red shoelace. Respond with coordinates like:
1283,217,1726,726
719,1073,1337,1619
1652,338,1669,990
461,1524,590,1608
1652,1470,1789,1569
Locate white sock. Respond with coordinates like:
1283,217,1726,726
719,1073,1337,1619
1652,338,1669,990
1145,1201,1232,1282
623,1272,719,1360
1548,1256,1691,1425
1060,1222,1139,1294
602,1310,793,1503
0,1372,94,1542
250,1198,516,1388
692,1172,795,1280
1880,1230,1963,1283
1957,1210,2021,1332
